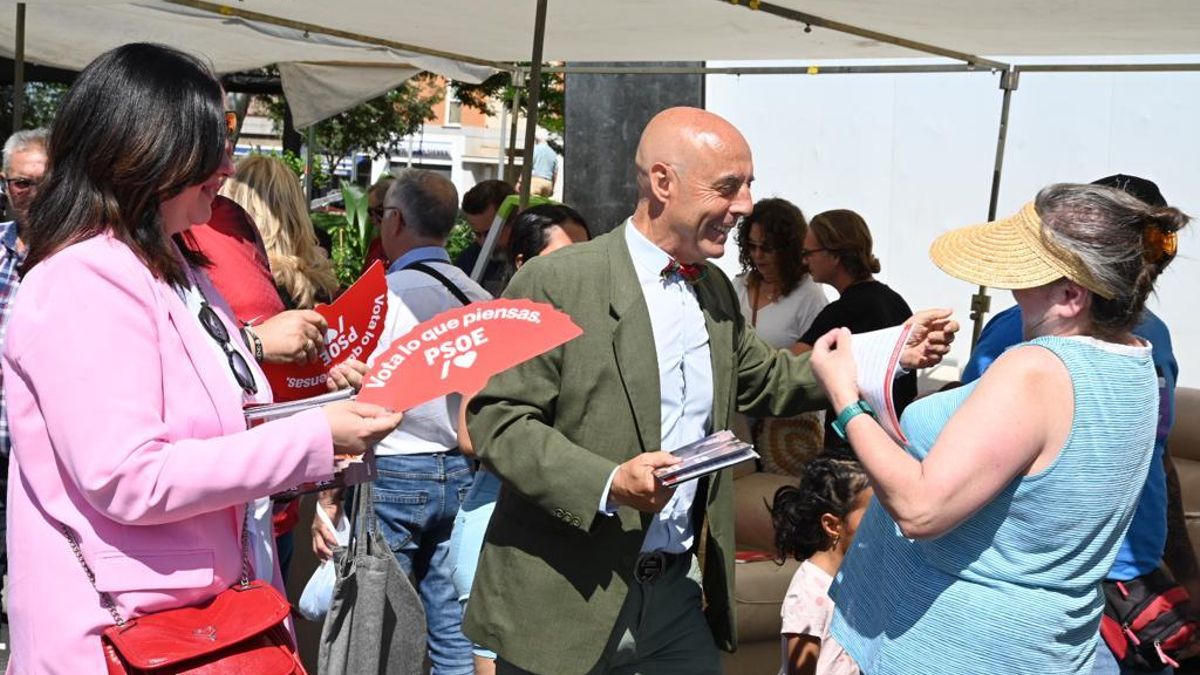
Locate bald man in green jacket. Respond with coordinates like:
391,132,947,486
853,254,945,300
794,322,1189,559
464,107,956,675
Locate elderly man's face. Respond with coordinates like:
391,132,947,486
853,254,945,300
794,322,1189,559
663,134,754,264
4,146,47,224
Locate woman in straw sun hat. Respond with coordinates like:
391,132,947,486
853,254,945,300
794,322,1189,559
806,183,1188,674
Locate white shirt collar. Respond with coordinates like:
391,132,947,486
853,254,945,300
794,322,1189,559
623,217,675,284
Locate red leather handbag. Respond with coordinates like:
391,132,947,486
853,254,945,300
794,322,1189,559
63,518,307,674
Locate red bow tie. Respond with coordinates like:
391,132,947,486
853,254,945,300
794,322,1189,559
661,259,706,284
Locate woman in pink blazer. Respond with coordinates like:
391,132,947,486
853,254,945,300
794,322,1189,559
2,44,403,673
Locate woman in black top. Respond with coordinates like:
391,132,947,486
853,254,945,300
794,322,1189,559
798,209,916,446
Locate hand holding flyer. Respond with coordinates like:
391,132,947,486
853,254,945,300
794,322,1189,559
263,261,388,399
244,389,376,498
654,431,758,487
850,324,914,445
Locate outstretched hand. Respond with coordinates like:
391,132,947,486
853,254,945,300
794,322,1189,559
810,327,860,412
901,309,959,370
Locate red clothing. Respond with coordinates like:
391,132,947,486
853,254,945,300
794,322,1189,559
187,196,300,535
365,235,389,268
187,196,286,325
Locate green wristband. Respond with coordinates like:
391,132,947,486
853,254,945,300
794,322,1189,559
832,400,875,440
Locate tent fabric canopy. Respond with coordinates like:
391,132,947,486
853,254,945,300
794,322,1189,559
0,1,497,127
1,0,1197,123
267,0,1200,61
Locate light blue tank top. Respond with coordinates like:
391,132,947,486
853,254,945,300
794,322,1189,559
830,336,1157,675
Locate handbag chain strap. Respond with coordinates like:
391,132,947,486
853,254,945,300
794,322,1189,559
60,508,254,627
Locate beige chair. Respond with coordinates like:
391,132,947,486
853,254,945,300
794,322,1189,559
1168,387,1200,567
722,465,798,673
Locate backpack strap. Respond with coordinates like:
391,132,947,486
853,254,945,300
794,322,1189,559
403,261,473,306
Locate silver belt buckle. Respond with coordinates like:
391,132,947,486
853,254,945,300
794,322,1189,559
634,551,667,584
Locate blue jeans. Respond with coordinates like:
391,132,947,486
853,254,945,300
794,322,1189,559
449,469,502,660
374,451,474,675
1091,635,1173,675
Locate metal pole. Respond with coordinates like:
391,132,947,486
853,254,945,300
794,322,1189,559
163,0,506,70
970,67,1019,349
504,70,523,184
496,93,508,177
518,0,548,210
721,0,1008,70
542,64,996,76
538,62,1200,77
12,3,26,133
304,125,316,204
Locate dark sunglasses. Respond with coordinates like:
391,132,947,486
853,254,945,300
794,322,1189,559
3,177,38,193
198,302,257,395
744,241,776,254
800,247,828,258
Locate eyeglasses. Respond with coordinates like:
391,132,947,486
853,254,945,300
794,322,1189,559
744,242,776,254
3,177,39,194
198,302,258,396
800,248,828,258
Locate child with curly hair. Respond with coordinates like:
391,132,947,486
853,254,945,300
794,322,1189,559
772,454,873,675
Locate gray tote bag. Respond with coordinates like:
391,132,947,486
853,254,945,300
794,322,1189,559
318,482,426,675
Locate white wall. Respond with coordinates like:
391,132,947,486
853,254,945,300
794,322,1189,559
706,60,1200,386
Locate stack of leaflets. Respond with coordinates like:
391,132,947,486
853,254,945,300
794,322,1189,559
654,430,758,487
850,324,914,445
244,388,376,498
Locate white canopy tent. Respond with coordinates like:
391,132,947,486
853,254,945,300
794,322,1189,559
19,0,1197,62
5,0,1199,125
0,0,1197,341
0,1,500,127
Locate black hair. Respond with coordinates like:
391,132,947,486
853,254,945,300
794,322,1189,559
507,203,591,268
771,453,870,562
22,43,225,285
462,179,516,215
737,197,809,295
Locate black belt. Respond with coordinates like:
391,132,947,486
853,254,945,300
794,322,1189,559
634,551,687,584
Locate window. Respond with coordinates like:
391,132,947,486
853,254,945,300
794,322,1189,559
445,85,462,127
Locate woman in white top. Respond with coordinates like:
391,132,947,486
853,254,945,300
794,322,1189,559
733,198,828,351
733,198,829,473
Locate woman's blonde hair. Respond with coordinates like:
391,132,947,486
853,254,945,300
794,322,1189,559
221,155,339,308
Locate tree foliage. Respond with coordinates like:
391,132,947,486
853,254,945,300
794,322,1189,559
0,82,69,135
261,74,443,190
451,69,565,148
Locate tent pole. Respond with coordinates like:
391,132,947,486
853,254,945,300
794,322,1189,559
304,125,316,204
518,0,548,210
162,0,506,70
540,62,1200,76
505,70,523,184
496,88,508,177
723,0,1007,70
12,3,26,133
970,67,1020,349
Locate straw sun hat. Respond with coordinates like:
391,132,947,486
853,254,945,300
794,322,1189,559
928,202,1115,300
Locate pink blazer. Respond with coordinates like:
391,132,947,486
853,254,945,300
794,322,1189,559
3,234,334,674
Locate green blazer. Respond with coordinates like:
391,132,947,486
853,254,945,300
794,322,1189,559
464,223,827,674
